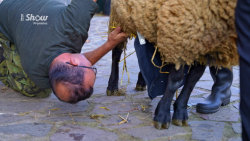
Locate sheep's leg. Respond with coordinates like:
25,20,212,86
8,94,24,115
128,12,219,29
135,72,146,91
154,64,184,129
106,43,124,96
172,64,206,126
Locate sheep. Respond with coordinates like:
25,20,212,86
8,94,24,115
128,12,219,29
108,0,238,129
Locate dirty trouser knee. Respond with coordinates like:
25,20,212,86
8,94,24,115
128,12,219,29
0,35,51,97
134,37,170,99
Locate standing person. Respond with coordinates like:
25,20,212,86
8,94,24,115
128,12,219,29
235,0,250,140
0,0,127,103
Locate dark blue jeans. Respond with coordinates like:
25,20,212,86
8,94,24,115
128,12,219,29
96,0,110,15
134,37,169,99
103,0,110,15
134,37,188,99
236,0,250,140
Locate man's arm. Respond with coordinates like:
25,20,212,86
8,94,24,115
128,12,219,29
83,27,128,65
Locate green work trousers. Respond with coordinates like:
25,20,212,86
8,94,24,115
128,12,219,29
0,34,51,97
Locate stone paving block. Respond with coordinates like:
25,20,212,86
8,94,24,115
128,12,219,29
91,86,108,96
231,96,240,103
45,92,58,101
170,139,186,141
125,85,145,95
233,103,240,110
0,114,31,124
45,100,89,114
228,136,241,141
88,95,124,104
232,123,242,134
195,81,213,91
0,99,50,113
93,83,139,97
123,125,189,140
133,93,149,100
0,123,52,137
199,71,212,81
202,94,210,99
99,114,143,129
151,138,186,141
187,97,204,107
189,121,225,141
189,89,208,97
232,83,240,88
42,114,96,123
0,87,24,99
50,125,118,141
233,76,240,83
195,105,240,122
0,133,28,141
91,102,135,115
233,66,239,74
231,86,240,97
232,68,240,86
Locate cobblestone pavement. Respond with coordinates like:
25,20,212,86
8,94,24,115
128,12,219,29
0,16,241,141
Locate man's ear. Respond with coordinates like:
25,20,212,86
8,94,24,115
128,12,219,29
69,58,79,66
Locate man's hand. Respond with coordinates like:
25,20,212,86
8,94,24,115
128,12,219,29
83,27,127,65
93,0,97,2
107,27,128,47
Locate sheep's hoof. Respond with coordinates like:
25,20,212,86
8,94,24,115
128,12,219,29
106,89,125,96
135,84,146,91
153,121,170,129
172,119,188,126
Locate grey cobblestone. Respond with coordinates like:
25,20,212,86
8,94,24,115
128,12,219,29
233,103,240,110
189,121,225,141
0,123,52,137
50,125,118,141
123,126,189,141
99,114,143,129
91,102,135,115
232,123,242,134
228,136,242,141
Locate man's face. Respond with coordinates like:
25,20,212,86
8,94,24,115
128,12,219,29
65,53,96,89
51,53,96,102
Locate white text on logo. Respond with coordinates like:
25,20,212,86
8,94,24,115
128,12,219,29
25,14,48,22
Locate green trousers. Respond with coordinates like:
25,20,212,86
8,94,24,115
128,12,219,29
0,34,51,97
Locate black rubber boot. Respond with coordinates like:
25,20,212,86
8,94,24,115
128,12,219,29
196,67,233,114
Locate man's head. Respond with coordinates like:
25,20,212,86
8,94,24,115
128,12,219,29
49,53,96,103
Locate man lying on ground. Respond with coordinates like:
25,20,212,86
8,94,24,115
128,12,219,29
0,0,127,103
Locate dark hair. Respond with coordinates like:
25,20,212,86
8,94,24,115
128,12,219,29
49,63,93,103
